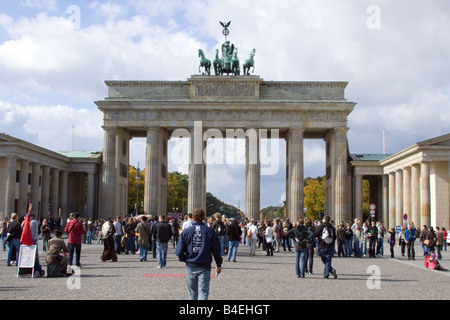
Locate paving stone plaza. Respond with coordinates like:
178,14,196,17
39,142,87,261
1,235,449,303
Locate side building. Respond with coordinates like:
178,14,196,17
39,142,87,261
350,133,450,230
0,133,101,225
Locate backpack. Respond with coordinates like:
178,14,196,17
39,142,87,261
321,225,334,245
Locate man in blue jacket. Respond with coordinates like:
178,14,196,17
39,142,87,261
175,208,222,300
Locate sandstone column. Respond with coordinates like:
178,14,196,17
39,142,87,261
101,127,116,219
388,172,396,230
5,157,17,216
354,174,363,222
411,164,420,226
59,170,68,223
286,128,304,222
245,130,260,222
334,128,348,223
382,174,389,227
87,172,95,219
144,128,161,216
51,168,59,217
188,123,206,214
420,162,431,227
31,163,40,217
403,167,411,224
18,159,29,214
41,166,50,218
395,170,403,227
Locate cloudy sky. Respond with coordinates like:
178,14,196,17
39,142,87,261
0,0,449,211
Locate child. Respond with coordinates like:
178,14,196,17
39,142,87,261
388,228,396,258
424,252,444,271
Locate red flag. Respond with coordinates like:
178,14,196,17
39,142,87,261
20,201,34,246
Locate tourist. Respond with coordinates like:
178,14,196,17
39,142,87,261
1,217,8,251
314,215,337,279
212,213,226,256
41,219,51,252
247,219,258,256
181,213,193,233
86,218,95,244
344,222,353,257
100,218,118,262
226,218,241,262
425,227,437,255
171,218,180,249
441,227,447,251
435,227,444,260
223,217,230,255
405,224,416,260
388,227,396,258
286,218,313,278
304,218,316,274
419,225,429,256
64,212,86,267
265,220,275,256
424,252,444,271
46,229,70,275
273,218,281,252
6,213,22,266
398,227,406,256
353,223,363,258
113,216,124,255
135,216,151,262
362,221,369,256
366,220,378,258
152,215,173,268
376,221,385,256
175,208,222,300
125,217,137,255
336,223,345,257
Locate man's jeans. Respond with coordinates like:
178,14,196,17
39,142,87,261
156,242,168,267
114,235,122,254
227,240,239,262
7,238,21,265
68,243,82,266
186,267,211,300
139,245,148,261
319,246,333,277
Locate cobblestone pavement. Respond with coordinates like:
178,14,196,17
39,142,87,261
1,236,449,303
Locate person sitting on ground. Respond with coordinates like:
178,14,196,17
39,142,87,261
46,230,70,275
424,252,444,271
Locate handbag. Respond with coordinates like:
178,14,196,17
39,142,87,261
424,239,430,245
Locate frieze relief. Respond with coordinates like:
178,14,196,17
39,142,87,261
106,109,346,123
194,83,255,97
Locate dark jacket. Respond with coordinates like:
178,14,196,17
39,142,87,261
152,221,173,243
286,224,314,249
226,222,242,241
212,220,226,236
175,222,223,270
314,222,336,248
7,220,22,239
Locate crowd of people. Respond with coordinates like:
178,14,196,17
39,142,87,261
1,210,448,281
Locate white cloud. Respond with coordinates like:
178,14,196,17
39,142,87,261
0,0,449,209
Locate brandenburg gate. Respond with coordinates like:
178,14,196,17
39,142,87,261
95,22,356,223
95,75,356,222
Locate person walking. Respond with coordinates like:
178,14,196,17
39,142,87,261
64,212,86,268
336,222,345,257
265,220,275,256
314,216,337,279
273,218,281,252
388,227,396,258
366,220,378,258
125,217,137,255
353,223,363,258
113,216,124,255
398,227,406,256
226,218,242,262
419,225,429,256
175,208,222,300
247,219,258,256
405,224,416,260
435,227,444,260
172,218,180,249
100,218,118,262
344,222,353,257
153,215,173,268
135,216,151,262
212,213,226,256
41,219,51,252
304,218,316,274
281,220,292,252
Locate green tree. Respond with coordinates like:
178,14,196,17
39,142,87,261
303,176,326,220
128,165,144,215
167,171,188,213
